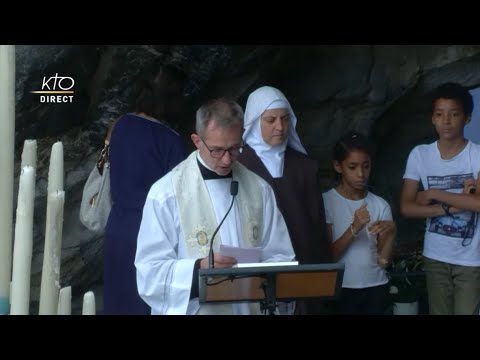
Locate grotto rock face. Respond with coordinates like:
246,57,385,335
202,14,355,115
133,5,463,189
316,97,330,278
13,45,480,313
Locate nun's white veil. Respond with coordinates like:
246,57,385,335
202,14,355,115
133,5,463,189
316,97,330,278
243,86,306,178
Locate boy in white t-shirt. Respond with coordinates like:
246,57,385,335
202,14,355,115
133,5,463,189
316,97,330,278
400,82,480,315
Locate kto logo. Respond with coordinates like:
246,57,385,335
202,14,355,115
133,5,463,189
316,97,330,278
31,73,75,103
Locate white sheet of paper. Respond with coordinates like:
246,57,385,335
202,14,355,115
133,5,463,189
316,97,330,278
234,261,298,268
219,244,262,263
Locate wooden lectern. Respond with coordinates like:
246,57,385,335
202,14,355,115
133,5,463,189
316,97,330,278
199,263,344,314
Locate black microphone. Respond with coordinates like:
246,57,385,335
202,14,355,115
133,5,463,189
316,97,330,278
208,181,239,268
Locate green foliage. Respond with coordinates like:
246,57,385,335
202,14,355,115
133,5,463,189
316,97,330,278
388,249,426,303
390,249,424,272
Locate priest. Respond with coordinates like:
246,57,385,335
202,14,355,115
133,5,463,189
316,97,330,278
135,97,295,315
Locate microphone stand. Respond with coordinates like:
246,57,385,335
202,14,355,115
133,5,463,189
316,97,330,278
260,273,277,315
208,181,238,268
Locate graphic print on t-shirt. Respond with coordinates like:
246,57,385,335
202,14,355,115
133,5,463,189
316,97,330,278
428,173,477,240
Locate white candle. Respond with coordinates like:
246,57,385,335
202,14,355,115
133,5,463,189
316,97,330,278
0,45,15,314
38,191,65,315
20,140,37,170
82,291,96,315
57,286,71,315
47,142,64,194
10,166,36,315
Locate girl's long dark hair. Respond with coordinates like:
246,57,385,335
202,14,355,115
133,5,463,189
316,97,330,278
332,130,373,183
333,131,373,162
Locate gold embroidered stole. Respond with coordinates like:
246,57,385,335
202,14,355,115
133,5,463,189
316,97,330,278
172,151,264,258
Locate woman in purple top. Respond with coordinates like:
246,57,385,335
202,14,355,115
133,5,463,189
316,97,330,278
104,66,187,315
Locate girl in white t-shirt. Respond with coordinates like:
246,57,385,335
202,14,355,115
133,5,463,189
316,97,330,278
322,131,396,315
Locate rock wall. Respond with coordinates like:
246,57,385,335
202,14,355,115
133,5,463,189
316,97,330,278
12,45,480,313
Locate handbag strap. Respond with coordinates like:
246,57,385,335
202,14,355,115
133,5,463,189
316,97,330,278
97,142,109,175
97,118,119,175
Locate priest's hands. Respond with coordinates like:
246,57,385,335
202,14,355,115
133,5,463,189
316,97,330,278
199,255,238,269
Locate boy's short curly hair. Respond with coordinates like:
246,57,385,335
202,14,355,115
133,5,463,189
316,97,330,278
431,82,474,115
